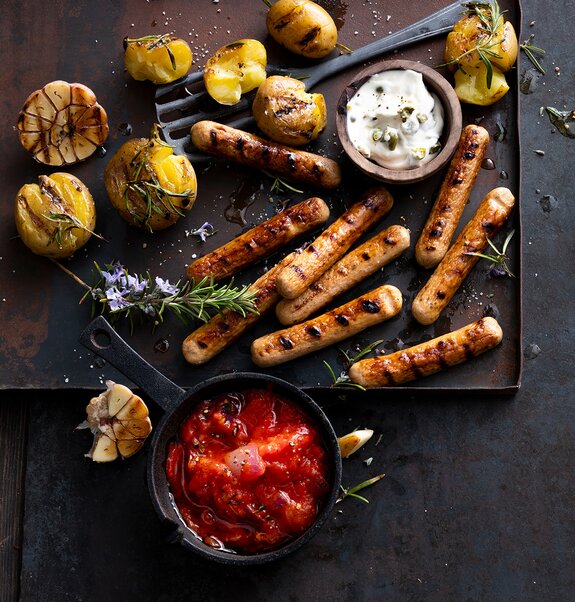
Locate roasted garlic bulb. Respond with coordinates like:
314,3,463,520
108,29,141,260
124,34,193,84
14,172,97,259
17,80,109,165
78,381,153,462
104,126,197,231
204,39,267,105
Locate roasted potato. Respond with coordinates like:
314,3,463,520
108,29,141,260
124,34,193,84
252,76,327,146
204,39,267,105
453,63,509,106
15,172,97,259
266,0,337,59
105,129,197,231
444,3,518,105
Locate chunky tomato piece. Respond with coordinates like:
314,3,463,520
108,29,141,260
165,388,330,554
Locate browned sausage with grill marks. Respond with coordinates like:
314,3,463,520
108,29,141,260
415,125,490,269
348,317,503,387
412,187,515,326
275,187,394,299
276,225,410,325
186,197,329,282
182,252,297,365
251,284,402,367
191,120,342,190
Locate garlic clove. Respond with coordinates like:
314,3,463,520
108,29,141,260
90,434,119,463
338,429,374,459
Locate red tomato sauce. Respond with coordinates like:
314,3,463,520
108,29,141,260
165,387,331,554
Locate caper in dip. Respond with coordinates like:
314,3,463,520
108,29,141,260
346,69,444,170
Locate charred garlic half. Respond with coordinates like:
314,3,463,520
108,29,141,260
77,381,152,462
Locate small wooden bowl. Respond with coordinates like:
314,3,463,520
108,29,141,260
336,60,462,185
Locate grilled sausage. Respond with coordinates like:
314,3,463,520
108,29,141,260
251,284,402,367
191,120,342,190
183,252,297,365
348,317,503,387
276,225,410,325
186,197,329,282
275,187,394,299
415,125,490,269
412,187,515,326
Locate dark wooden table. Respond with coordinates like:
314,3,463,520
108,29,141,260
2,1,575,600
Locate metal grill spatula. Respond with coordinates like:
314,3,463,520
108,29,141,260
155,1,463,162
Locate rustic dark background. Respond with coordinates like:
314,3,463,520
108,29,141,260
2,0,575,600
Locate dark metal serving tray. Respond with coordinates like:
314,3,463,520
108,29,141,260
0,0,521,394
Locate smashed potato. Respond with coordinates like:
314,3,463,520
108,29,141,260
454,62,509,106
444,2,518,105
104,127,197,231
77,381,152,462
124,34,193,84
252,76,327,146
204,39,267,105
15,172,97,259
266,0,337,59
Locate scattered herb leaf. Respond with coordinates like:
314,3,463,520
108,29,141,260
465,230,515,278
263,171,304,194
125,34,177,71
520,35,546,74
494,120,507,142
543,107,575,139
337,474,385,504
323,339,384,390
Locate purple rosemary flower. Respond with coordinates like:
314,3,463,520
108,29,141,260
155,277,179,296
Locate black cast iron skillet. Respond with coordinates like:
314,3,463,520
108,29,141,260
79,316,343,565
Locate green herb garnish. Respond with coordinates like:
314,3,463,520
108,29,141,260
125,34,176,70
465,229,515,277
323,339,384,391
520,35,546,74
543,107,575,139
264,171,304,194
45,212,104,249
337,474,386,504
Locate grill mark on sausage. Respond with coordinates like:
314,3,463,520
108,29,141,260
279,336,294,350
362,252,371,260
293,265,306,280
335,314,349,326
306,326,321,338
406,353,424,379
463,151,476,160
362,300,380,313
463,342,474,361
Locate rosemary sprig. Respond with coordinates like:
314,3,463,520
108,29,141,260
520,35,546,74
443,1,505,89
82,262,258,329
337,474,385,504
125,34,176,70
125,126,195,230
45,211,104,249
263,171,304,194
323,339,384,390
465,230,515,277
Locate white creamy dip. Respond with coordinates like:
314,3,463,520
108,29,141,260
346,69,444,170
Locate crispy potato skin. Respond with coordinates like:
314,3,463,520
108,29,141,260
266,0,337,59
104,137,197,231
15,172,96,259
253,76,327,146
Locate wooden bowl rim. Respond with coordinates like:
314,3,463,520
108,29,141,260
336,59,463,184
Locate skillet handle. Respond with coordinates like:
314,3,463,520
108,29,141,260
79,316,187,413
